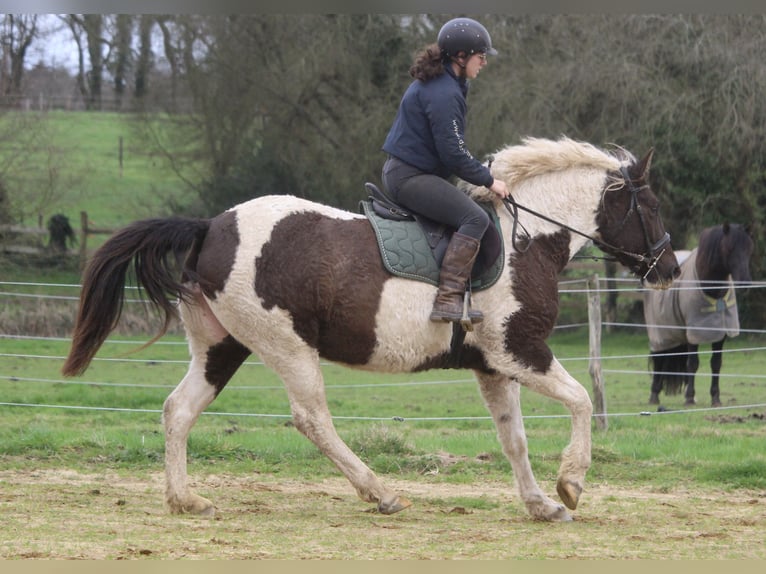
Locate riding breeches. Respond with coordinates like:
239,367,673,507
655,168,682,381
382,156,490,241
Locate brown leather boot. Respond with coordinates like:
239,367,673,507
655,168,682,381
429,232,484,324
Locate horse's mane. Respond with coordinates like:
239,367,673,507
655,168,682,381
462,136,632,201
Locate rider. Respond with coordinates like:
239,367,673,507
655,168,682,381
381,17,509,325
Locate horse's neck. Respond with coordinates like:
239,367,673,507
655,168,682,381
506,171,603,256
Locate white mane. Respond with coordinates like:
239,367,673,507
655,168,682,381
463,136,632,201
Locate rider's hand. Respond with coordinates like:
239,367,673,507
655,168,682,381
489,178,509,199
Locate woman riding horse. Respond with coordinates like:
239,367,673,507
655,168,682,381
382,18,509,325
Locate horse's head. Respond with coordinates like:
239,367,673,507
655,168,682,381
698,223,754,286
595,148,680,289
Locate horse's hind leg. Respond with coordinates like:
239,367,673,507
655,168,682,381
476,371,571,522
709,338,725,407
163,288,250,516
268,348,411,515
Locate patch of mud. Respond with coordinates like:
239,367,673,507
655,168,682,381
705,412,766,424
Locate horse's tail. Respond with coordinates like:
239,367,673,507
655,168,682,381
649,345,688,395
62,216,210,376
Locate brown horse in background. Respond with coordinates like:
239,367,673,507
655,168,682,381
644,223,753,407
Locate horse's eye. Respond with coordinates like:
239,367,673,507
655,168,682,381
644,200,660,215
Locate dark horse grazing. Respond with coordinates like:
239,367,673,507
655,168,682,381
644,223,753,407
62,137,679,522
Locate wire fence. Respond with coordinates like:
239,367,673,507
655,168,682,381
2,276,766,423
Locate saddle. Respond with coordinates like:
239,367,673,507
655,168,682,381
360,182,504,291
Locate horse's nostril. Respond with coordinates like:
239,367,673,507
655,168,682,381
673,266,681,278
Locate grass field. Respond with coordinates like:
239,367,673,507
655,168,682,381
0,110,192,232
2,327,765,487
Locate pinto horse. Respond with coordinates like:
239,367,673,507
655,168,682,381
62,137,679,522
644,223,753,407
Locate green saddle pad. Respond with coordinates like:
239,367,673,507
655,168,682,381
360,200,504,291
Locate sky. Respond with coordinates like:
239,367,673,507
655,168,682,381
26,15,81,72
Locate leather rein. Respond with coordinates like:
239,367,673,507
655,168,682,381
499,164,670,282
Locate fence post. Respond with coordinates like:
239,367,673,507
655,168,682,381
587,274,608,430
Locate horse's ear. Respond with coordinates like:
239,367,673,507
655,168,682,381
638,148,654,179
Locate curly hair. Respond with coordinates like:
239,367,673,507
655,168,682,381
409,43,446,82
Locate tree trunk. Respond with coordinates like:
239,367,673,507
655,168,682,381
134,15,153,100
113,15,132,109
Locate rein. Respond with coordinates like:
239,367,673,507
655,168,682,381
499,166,670,281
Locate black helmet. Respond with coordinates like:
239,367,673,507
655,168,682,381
437,17,498,58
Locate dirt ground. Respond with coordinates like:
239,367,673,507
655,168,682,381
1,468,764,559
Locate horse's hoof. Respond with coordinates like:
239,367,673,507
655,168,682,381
712,400,722,408
556,478,582,510
377,495,412,515
530,500,572,522
168,495,216,517
545,504,573,522
648,393,660,405
198,504,216,517
684,399,696,406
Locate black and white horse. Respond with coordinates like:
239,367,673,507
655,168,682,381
62,137,679,522
644,223,753,407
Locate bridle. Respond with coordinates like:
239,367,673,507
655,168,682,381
615,165,671,278
500,164,671,281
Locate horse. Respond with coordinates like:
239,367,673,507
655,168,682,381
61,136,679,523
644,223,753,407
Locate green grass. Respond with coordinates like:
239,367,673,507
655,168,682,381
0,110,193,233
2,329,765,492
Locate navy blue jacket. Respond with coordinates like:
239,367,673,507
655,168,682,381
382,65,494,188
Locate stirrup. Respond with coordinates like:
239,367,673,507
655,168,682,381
459,293,472,332
460,292,482,332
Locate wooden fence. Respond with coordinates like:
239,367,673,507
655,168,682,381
0,215,47,254
0,211,113,268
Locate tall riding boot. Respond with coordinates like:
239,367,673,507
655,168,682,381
429,232,484,324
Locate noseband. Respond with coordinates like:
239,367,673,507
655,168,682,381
502,164,670,280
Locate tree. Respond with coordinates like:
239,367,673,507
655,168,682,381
0,14,38,97
63,14,107,110
140,14,414,214
134,14,153,100
112,14,132,108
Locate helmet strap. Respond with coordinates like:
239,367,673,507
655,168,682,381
450,53,468,77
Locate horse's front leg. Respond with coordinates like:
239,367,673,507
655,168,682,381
513,359,592,513
709,338,725,407
684,344,700,406
476,371,571,521
649,352,664,405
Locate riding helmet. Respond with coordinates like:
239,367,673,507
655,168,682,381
437,17,498,58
